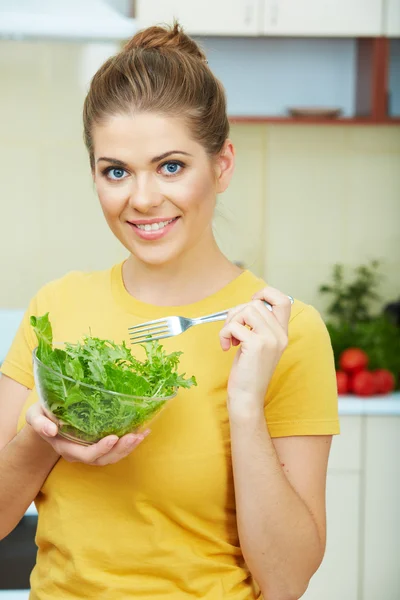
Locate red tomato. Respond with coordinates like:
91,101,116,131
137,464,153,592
336,371,349,395
372,369,396,394
351,371,376,396
339,348,369,374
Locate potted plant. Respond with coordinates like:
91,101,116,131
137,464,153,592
319,261,400,396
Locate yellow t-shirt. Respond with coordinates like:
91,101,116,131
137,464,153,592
1,263,339,599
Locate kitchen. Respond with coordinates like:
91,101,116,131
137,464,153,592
0,1,399,598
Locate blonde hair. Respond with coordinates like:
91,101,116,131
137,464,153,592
83,22,229,169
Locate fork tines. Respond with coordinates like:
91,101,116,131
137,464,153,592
128,318,170,344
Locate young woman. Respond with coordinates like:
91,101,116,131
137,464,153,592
0,23,339,600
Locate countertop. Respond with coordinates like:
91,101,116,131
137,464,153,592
23,392,400,519
338,392,400,416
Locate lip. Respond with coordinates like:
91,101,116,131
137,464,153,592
128,217,179,225
127,216,179,241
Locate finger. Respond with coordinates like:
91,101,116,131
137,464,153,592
219,305,267,350
93,430,151,466
223,304,247,347
252,287,293,332
251,300,289,348
50,433,119,463
223,303,247,326
26,403,58,438
220,320,255,351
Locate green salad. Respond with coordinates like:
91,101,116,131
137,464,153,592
31,313,196,442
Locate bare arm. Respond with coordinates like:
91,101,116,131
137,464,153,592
0,375,59,539
220,288,336,599
230,409,331,600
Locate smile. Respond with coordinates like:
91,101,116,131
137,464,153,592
128,217,180,240
135,218,176,232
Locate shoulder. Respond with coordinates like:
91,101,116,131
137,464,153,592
288,301,330,348
275,300,334,384
36,264,116,296
33,264,117,312
244,272,329,343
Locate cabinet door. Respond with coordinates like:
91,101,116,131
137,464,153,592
302,472,361,600
384,0,400,36
263,0,383,36
362,417,400,600
136,0,261,36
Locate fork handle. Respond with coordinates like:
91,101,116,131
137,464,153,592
192,301,274,326
193,311,229,325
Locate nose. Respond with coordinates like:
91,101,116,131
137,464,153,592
129,174,163,213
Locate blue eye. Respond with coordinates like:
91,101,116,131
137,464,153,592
160,161,183,176
107,167,127,180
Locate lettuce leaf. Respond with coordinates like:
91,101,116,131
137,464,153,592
31,313,196,441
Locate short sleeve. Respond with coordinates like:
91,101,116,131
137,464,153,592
265,304,340,438
1,294,40,389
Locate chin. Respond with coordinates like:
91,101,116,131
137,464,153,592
125,240,184,267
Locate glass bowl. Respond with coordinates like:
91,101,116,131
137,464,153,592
32,348,176,446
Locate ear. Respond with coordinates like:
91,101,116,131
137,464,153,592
214,140,235,193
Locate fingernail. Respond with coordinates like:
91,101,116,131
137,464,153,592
125,435,136,447
43,424,56,436
143,429,151,436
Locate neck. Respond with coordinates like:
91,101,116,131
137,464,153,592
122,231,242,306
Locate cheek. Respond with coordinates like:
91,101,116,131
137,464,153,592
173,172,216,217
96,182,129,217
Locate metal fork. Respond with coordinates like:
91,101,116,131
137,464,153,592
128,297,294,345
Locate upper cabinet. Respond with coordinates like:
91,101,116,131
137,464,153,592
137,1,398,37
136,0,262,36
384,0,400,36
263,0,383,37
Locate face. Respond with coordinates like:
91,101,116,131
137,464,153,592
92,112,234,266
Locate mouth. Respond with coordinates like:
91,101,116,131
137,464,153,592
127,216,180,240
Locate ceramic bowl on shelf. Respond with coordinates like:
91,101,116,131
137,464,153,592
287,107,342,119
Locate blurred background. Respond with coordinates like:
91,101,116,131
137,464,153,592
0,1,399,599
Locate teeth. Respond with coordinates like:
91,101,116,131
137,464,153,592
136,218,174,231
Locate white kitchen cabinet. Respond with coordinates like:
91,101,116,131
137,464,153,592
384,0,400,36
136,0,262,36
328,415,362,471
263,0,383,37
303,417,362,600
362,417,400,600
303,472,361,600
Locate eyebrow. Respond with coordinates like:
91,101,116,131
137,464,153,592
97,151,192,167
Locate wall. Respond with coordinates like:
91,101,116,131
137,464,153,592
1,40,399,314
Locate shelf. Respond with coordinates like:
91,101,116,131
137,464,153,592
212,37,399,124
229,116,400,125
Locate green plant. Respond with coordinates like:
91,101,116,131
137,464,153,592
319,260,381,326
31,313,197,440
326,318,400,383
320,262,400,389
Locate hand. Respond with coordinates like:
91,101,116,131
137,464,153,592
219,287,292,419
26,402,150,466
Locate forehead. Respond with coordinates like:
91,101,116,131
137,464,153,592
92,112,201,161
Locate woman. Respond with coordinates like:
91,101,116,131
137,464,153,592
0,23,339,600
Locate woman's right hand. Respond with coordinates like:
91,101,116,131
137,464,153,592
26,402,150,466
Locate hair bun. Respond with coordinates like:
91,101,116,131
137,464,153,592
123,21,207,62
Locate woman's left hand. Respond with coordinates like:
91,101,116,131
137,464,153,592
219,287,292,419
